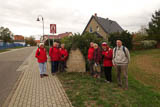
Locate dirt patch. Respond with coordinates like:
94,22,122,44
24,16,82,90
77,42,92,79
134,55,160,90
135,55,160,75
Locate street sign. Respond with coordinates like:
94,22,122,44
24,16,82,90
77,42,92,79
50,24,56,33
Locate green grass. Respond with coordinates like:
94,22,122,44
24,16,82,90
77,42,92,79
10,46,24,49
57,49,160,107
0,46,25,53
0,49,10,53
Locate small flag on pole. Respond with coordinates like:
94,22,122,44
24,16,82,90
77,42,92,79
50,24,56,33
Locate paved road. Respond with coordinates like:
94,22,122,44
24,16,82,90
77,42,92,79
0,47,35,106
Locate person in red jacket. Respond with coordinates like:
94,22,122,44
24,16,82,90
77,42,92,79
59,44,68,72
102,42,113,83
49,42,60,74
35,43,48,78
88,42,94,75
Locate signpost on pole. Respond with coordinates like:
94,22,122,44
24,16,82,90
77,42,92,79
50,24,56,46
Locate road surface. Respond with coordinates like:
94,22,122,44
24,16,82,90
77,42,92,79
0,47,35,106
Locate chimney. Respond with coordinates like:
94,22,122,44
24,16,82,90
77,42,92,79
94,13,97,17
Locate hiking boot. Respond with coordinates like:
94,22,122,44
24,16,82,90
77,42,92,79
43,74,48,76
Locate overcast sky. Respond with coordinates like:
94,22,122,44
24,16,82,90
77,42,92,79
0,0,160,39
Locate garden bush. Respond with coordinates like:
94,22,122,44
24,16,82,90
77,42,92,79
61,32,105,60
132,40,157,50
141,40,157,49
60,32,106,71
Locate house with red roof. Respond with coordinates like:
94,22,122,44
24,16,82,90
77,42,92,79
44,32,72,42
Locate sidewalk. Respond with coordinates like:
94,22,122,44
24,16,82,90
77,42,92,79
3,49,72,107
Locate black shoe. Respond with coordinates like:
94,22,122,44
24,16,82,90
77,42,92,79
43,74,48,76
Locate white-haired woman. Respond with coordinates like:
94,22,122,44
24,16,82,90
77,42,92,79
35,43,48,78
93,43,102,78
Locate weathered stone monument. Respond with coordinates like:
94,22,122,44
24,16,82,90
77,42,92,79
66,48,86,72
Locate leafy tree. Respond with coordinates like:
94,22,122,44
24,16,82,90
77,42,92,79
109,31,133,50
25,36,37,46
0,27,13,43
61,32,105,59
146,9,160,42
60,32,105,71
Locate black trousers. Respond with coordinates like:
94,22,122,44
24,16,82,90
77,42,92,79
59,61,65,72
51,61,59,73
104,67,112,82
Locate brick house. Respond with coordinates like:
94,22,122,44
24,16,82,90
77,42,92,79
14,35,25,42
82,13,124,40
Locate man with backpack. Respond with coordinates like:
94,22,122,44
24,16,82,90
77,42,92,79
113,40,130,90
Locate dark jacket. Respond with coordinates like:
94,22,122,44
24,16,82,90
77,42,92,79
93,47,101,64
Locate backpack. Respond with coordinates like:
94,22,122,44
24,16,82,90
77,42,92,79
114,46,127,58
37,48,46,55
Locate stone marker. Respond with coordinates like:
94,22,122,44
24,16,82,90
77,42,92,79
66,48,86,72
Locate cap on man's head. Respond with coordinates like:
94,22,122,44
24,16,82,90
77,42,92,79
101,42,107,46
39,43,44,47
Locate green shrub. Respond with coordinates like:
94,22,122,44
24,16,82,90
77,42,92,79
141,40,157,49
60,32,105,71
61,32,105,59
132,34,147,42
132,40,157,50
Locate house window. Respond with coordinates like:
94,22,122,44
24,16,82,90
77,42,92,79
96,26,99,31
89,27,92,32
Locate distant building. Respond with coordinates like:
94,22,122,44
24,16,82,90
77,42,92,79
82,13,124,40
35,40,40,45
14,35,25,46
14,35,25,42
44,32,73,42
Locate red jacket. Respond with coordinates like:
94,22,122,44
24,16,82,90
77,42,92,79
88,47,94,60
59,48,68,61
49,46,60,61
102,48,113,67
35,48,47,63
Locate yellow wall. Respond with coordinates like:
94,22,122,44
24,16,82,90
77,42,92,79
85,17,108,40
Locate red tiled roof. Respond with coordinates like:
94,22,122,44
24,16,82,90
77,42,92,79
35,40,40,43
44,32,72,40
14,35,24,41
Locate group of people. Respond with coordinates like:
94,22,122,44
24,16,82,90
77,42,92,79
88,40,130,90
35,39,130,90
35,42,68,78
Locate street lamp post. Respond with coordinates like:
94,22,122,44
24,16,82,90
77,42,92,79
36,15,44,42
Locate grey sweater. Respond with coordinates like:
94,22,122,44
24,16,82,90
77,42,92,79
112,46,130,65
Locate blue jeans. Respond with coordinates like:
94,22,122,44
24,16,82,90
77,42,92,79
39,62,46,74
51,61,58,73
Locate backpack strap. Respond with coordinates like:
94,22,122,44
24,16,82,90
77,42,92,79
51,47,54,54
114,47,117,59
37,48,40,55
114,46,128,58
123,46,128,58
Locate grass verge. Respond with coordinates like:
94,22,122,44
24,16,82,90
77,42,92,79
57,49,160,107
0,47,25,53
